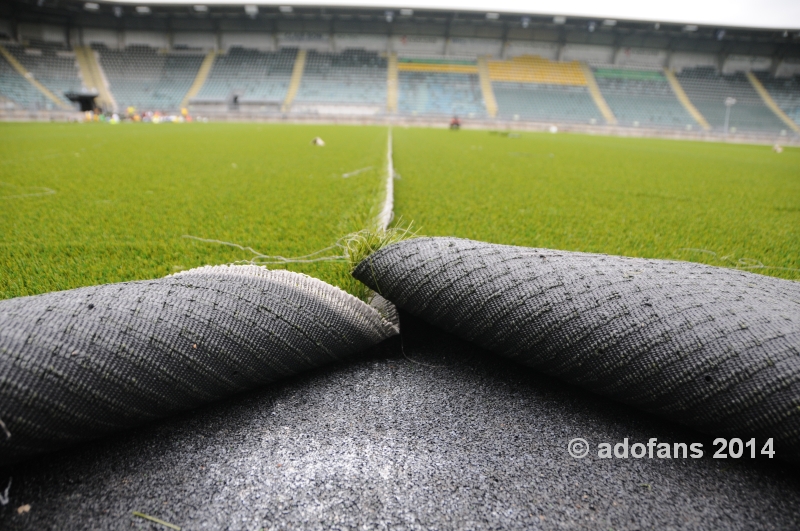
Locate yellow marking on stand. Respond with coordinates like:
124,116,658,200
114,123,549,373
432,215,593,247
745,71,800,133
581,63,617,125
663,68,710,131
477,56,498,118
181,50,217,109
282,49,307,112
0,44,71,110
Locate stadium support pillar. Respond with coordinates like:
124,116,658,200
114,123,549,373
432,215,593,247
477,56,498,118
580,63,616,125
0,44,72,110
387,53,399,113
74,46,117,112
282,49,307,113
663,68,710,131
182,50,217,109
746,71,800,133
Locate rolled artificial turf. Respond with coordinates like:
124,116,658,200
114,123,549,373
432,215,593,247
353,237,800,462
0,265,398,465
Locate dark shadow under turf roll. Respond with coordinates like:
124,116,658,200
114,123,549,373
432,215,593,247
0,265,399,466
353,237,800,462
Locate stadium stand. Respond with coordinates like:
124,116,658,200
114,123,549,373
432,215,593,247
195,47,297,107
0,48,55,109
676,67,788,132
489,56,600,123
0,42,79,109
294,49,387,106
93,44,204,112
397,58,485,117
594,68,695,128
0,12,797,137
755,72,800,127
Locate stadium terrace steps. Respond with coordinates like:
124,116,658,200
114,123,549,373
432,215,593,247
476,56,498,118
676,67,787,132
294,49,387,110
74,46,117,112
282,49,307,112
580,64,616,125
0,43,73,110
387,53,398,113
594,67,695,128
663,69,711,130
0,48,54,110
196,47,296,107
756,73,800,128
181,50,217,109
746,72,800,133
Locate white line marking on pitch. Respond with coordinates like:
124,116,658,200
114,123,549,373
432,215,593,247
376,128,394,230
0,182,56,200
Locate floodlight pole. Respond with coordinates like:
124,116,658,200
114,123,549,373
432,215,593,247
724,97,736,136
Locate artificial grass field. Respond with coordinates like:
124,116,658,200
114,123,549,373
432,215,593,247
0,122,388,299
394,128,800,280
1,123,798,302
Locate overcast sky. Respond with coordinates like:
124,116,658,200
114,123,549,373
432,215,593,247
115,0,800,30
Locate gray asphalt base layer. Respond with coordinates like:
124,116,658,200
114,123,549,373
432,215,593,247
1,312,799,530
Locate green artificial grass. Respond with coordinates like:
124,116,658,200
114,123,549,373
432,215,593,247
0,122,389,299
2,123,798,303
392,128,800,280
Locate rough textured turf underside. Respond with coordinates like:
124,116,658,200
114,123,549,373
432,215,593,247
353,237,800,462
1,314,798,530
0,265,398,465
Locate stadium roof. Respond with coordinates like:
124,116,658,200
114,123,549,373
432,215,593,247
4,0,800,58
110,0,800,31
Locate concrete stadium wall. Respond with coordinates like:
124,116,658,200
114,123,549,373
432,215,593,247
777,57,800,77
123,30,168,49
723,55,772,74
560,44,614,65
173,32,216,50
333,34,388,52
392,35,446,56
448,37,502,58
614,47,667,69
669,52,718,72
278,32,333,51
504,40,559,60
221,32,276,51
